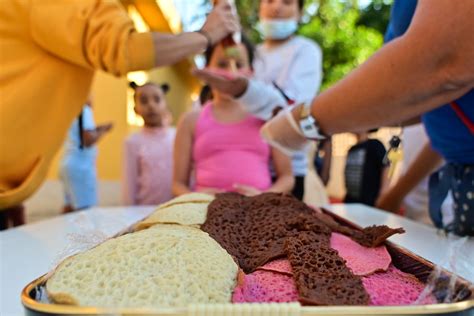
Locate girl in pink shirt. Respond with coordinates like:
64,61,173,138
123,82,175,205
173,36,294,196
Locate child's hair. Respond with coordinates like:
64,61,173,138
199,85,213,105
129,81,170,101
204,33,255,68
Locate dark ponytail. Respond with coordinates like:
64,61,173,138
160,83,170,94
129,81,138,90
129,81,170,94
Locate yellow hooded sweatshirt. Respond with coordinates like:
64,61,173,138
0,0,155,208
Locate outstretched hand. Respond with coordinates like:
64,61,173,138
192,68,248,98
96,122,113,134
197,187,225,195
233,184,262,197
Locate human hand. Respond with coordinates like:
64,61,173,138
233,184,262,197
375,190,404,214
197,187,225,195
201,0,240,46
96,122,113,134
192,68,248,98
260,106,311,156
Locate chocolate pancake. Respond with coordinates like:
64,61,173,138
202,193,330,273
285,231,370,306
312,212,404,248
351,225,405,247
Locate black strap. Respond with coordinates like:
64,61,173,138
272,81,295,105
78,110,84,150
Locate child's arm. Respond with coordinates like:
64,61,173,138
376,140,391,202
82,123,113,147
379,166,391,198
122,138,139,205
172,111,199,196
268,148,295,194
319,139,332,186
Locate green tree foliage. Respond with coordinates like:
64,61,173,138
298,1,384,89
234,1,261,43
357,0,393,34
233,0,391,90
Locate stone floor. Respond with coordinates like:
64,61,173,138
24,180,122,224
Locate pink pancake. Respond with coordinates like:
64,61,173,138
256,259,293,276
330,232,391,276
232,270,299,303
362,265,437,306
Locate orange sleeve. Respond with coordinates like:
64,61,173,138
30,0,155,76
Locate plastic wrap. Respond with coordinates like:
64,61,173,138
49,211,133,271
415,235,473,305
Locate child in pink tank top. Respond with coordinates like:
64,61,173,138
173,36,294,196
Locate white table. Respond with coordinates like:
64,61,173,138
0,206,155,316
1,204,473,316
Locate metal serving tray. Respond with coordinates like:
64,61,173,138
22,209,474,316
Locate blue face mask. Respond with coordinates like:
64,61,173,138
258,19,298,40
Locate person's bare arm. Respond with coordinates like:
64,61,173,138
379,166,391,196
82,123,113,147
376,142,443,213
319,139,332,186
172,112,199,196
400,116,422,127
31,1,238,75
307,0,474,135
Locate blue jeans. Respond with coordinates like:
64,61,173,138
60,153,97,210
429,163,474,236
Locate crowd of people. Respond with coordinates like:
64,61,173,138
0,0,472,236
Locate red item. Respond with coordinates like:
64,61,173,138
451,101,474,134
213,0,241,48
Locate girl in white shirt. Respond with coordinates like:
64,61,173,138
240,0,323,199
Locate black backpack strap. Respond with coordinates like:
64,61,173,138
78,110,84,150
272,81,295,105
